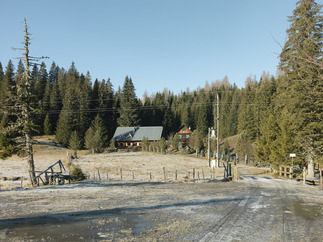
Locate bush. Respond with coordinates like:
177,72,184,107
71,165,86,181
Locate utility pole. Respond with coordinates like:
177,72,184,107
216,92,219,167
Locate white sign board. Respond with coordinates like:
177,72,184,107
290,154,296,158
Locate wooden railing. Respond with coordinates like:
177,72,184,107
279,165,293,179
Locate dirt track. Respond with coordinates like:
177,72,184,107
0,164,322,241
0,137,323,241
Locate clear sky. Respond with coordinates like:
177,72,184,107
1,0,302,98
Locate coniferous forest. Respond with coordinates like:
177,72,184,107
0,0,322,171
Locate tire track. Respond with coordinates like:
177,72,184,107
199,175,299,242
199,195,250,242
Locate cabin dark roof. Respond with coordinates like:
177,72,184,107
112,126,163,141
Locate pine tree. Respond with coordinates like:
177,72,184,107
84,126,95,154
0,61,16,158
98,78,115,140
0,62,3,104
78,73,92,136
140,92,152,126
1,60,15,106
117,76,140,126
55,112,72,147
189,130,203,156
49,61,59,86
43,113,52,135
69,130,82,158
16,60,25,86
196,103,208,136
85,114,107,153
34,62,48,101
49,79,61,132
237,76,258,139
55,62,80,146
277,0,322,177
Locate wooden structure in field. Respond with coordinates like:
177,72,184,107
29,160,77,186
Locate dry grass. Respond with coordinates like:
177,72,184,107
0,135,224,189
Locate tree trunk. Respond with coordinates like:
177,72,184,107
306,151,315,179
304,139,315,178
26,133,35,184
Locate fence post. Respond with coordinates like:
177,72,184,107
232,167,238,181
175,170,178,181
120,168,123,181
193,168,195,181
163,167,166,181
97,169,101,180
303,167,306,184
106,168,109,180
320,169,322,190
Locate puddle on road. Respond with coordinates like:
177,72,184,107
292,201,320,220
285,201,321,220
2,211,154,241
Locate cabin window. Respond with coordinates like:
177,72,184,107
186,135,190,139
179,135,182,139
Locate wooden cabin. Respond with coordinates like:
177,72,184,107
112,126,163,149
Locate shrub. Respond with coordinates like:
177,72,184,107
71,165,86,181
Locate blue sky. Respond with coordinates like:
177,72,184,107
1,0,300,98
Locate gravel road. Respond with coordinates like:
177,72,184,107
0,165,322,241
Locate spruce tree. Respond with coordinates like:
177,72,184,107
277,0,322,176
49,61,59,86
0,62,3,103
34,62,48,101
78,73,92,136
49,79,62,131
69,130,82,158
85,114,107,153
0,61,16,157
1,60,15,106
117,76,140,126
98,78,115,140
55,62,80,146
237,76,258,139
43,113,52,135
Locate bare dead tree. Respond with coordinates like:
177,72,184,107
10,18,48,185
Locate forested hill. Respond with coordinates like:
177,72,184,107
0,0,322,170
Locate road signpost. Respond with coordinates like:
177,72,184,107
290,153,296,167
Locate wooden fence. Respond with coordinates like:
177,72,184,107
89,166,237,182
279,165,294,179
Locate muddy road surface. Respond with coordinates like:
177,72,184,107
0,166,322,241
